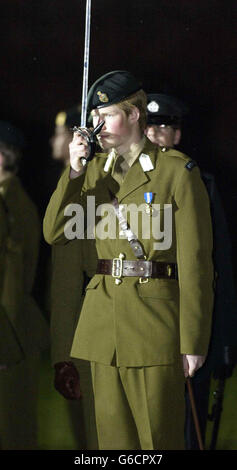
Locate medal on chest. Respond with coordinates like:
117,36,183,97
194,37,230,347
144,192,154,215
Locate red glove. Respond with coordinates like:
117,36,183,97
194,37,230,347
54,361,81,400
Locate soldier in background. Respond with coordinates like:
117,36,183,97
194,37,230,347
145,93,237,449
50,106,83,169
0,121,50,449
0,194,24,370
0,194,7,313
49,107,98,449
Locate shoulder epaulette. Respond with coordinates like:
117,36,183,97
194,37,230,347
159,147,189,161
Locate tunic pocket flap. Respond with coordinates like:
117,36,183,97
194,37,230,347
85,275,102,290
137,279,179,300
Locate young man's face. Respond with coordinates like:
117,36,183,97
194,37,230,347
91,104,134,151
145,124,181,148
50,125,72,161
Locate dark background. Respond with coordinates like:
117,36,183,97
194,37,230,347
1,0,237,298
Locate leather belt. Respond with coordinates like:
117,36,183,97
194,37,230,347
96,259,178,280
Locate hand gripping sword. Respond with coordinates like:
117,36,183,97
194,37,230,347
73,0,104,164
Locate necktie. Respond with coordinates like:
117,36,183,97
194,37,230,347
112,155,129,185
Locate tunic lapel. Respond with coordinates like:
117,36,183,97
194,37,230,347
116,139,159,202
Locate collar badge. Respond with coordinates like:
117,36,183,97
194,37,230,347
104,148,117,172
139,153,154,172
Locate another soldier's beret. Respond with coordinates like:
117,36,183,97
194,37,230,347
87,71,142,112
55,105,81,129
146,93,189,126
0,121,26,148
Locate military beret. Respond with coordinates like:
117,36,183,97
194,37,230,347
0,121,26,148
55,105,81,129
87,71,142,112
146,93,189,126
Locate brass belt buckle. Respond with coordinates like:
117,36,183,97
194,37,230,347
112,258,123,278
112,253,125,284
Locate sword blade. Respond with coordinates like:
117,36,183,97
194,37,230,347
81,0,92,128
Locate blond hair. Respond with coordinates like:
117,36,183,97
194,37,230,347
116,89,147,133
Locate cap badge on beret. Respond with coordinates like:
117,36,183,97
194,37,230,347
97,91,109,103
147,101,159,113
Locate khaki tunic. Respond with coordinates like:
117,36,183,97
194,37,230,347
0,176,49,449
0,176,49,355
0,194,23,367
50,237,97,363
44,138,214,366
0,195,7,293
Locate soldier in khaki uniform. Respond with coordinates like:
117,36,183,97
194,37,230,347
0,122,50,449
145,93,237,449
0,195,7,300
49,107,98,449
0,195,24,369
43,71,214,450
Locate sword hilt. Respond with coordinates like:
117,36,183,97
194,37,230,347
72,120,105,164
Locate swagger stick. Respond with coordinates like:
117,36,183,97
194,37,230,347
81,0,92,128
186,378,204,450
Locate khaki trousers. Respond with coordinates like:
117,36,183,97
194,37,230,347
67,358,98,449
91,361,185,450
0,355,39,449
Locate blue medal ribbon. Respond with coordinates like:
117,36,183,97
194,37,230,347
144,192,154,204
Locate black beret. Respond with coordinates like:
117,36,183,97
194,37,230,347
87,71,142,112
55,105,81,129
146,94,189,126
0,121,26,148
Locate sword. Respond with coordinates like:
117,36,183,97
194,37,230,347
81,0,92,128
73,0,104,163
